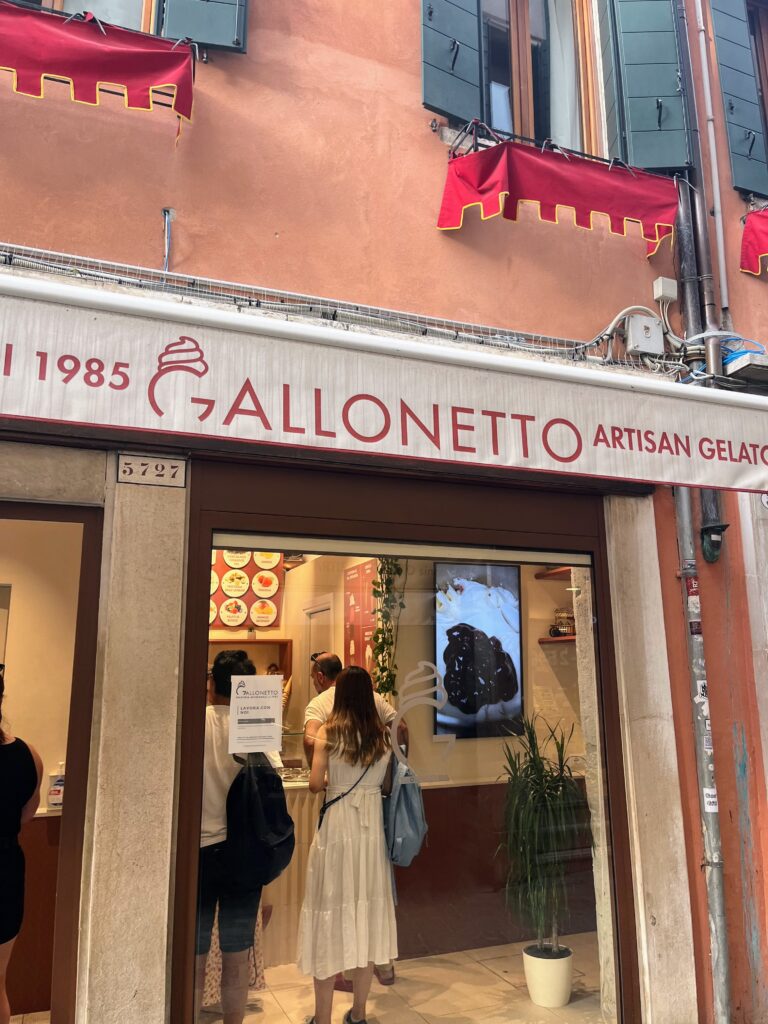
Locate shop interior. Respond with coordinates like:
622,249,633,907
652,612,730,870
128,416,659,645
2,516,83,1024
199,536,618,1024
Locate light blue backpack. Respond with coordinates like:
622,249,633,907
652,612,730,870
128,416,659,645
383,760,427,867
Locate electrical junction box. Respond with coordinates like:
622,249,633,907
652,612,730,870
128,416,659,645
653,276,678,303
724,352,768,384
625,314,665,356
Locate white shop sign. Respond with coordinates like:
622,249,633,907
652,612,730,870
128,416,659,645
229,675,283,754
1,281,768,491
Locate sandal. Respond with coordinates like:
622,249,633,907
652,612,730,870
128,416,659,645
343,1012,367,1024
374,962,396,985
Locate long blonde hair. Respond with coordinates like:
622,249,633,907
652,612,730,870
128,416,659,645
325,666,391,766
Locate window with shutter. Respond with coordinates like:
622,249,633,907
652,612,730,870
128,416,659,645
422,0,483,123
596,0,622,158
711,0,768,196
603,0,689,170
159,0,247,51
419,0,690,169
421,0,608,157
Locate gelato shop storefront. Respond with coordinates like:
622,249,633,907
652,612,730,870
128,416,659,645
172,458,638,1024
2,273,768,1023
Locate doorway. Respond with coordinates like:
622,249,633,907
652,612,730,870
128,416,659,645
307,607,332,663
173,459,641,1022
0,503,102,1024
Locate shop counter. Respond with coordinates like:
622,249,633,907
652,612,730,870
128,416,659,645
262,778,595,967
6,810,60,1014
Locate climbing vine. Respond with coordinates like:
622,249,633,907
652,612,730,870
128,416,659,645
371,557,406,695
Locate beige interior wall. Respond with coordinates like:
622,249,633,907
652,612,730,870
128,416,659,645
0,585,11,660
0,518,83,808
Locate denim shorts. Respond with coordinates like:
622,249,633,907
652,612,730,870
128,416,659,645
196,841,262,955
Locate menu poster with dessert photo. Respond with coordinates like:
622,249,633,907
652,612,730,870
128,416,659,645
434,563,523,739
210,550,285,629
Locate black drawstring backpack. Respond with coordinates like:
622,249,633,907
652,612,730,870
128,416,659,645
224,752,295,891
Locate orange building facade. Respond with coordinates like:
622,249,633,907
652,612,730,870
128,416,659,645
0,1,768,1023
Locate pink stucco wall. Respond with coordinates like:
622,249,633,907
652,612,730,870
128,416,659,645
0,1,675,342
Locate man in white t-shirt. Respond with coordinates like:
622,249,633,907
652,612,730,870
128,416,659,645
302,651,406,766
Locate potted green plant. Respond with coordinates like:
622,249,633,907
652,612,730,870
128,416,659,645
501,715,588,1008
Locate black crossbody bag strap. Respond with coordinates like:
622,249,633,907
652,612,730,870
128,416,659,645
317,762,372,830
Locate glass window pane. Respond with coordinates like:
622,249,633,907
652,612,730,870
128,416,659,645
192,540,617,1023
530,0,582,149
60,0,143,31
483,0,514,133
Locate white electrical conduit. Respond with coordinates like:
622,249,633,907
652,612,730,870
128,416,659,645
693,0,730,313
1,272,767,413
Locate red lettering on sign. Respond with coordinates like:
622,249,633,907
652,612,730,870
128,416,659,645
481,410,505,456
451,406,476,453
510,414,535,458
313,388,336,438
282,384,305,435
541,418,583,464
593,424,610,448
699,437,715,460
342,394,391,443
401,401,441,450
222,379,272,429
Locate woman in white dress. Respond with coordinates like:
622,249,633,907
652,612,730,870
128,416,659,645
298,666,398,1024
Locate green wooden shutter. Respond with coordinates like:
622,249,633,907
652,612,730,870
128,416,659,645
160,0,247,51
612,0,690,169
422,0,482,124
711,0,768,195
596,0,623,158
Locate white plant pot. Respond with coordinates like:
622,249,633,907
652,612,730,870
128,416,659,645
522,945,573,1008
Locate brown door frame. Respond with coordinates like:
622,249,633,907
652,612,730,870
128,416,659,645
0,501,103,1024
171,460,641,1022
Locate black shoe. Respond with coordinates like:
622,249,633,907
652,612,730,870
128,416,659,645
343,1012,367,1024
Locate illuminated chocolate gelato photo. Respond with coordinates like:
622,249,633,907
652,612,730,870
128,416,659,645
435,563,523,739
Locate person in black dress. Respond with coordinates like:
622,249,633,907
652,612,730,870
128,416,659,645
0,664,43,1024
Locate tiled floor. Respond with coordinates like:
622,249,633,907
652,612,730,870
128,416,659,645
230,931,611,1024
10,933,613,1024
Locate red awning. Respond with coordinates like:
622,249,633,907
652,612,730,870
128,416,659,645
0,0,194,123
437,139,679,256
740,210,768,275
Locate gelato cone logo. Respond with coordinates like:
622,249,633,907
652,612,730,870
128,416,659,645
147,336,209,417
